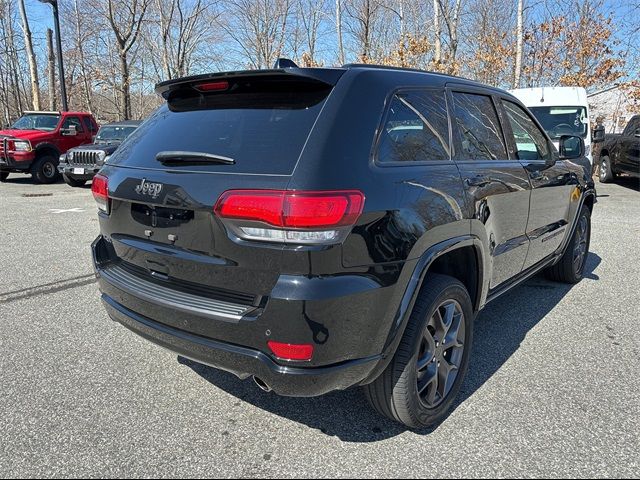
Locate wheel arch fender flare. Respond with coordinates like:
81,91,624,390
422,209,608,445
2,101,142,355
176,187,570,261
554,189,596,263
33,142,61,160
360,235,487,386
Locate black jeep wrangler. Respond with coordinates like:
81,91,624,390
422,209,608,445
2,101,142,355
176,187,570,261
59,121,141,187
91,63,595,428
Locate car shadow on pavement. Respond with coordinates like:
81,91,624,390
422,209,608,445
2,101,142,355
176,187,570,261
180,253,602,443
609,177,640,192
0,176,65,185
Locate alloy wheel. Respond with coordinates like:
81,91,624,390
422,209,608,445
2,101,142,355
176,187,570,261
573,215,589,274
416,299,466,408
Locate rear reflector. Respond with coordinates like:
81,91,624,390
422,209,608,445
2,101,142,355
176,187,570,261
267,341,314,361
91,174,109,213
215,190,365,229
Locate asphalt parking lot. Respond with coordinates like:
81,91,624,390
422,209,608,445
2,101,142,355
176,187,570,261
1,174,639,478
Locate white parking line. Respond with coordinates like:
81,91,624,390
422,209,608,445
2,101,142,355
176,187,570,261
48,208,86,214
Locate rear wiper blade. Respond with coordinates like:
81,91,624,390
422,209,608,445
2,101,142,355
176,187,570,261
156,151,235,165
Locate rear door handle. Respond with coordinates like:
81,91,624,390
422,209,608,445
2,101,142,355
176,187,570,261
528,170,544,180
465,175,492,187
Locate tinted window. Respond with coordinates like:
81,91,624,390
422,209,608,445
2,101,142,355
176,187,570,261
96,126,138,142
377,90,450,163
452,92,507,160
109,80,331,175
63,116,84,133
623,116,640,136
502,101,551,161
83,117,98,133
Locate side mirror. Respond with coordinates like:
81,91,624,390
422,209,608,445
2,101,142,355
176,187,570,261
635,128,640,138
62,125,77,136
592,125,605,143
559,135,585,160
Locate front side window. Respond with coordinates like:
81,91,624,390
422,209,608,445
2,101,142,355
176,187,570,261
62,116,84,133
451,92,507,161
502,101,551,161
377,90,450,164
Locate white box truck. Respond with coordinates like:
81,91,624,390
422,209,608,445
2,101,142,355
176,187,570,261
509,87,593,166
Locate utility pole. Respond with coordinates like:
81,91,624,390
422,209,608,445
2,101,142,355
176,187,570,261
38,0,68,111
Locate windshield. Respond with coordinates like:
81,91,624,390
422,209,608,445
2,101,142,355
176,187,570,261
96,125,138,143
528,106,588,139
10,114,61,131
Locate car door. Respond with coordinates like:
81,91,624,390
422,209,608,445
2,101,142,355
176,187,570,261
620,116,640,174
58,116,86,152
499,99,574,269
448,87,532,289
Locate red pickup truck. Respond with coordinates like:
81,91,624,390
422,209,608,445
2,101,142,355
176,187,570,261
0,111,99,184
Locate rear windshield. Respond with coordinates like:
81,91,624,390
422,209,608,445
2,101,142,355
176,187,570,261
108,79,332,175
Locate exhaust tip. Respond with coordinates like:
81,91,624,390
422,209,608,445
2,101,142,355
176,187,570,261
253,376,272,393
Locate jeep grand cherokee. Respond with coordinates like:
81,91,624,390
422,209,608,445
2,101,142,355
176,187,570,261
91,62,595,428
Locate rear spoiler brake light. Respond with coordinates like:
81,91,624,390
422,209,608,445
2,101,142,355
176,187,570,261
155,68,345,99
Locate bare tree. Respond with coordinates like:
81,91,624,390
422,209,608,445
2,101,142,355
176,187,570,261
345,0,383,61
103,0,151,119
433,0,441,65
47,28,56,111
154,0,218,80
223,0,292,69
18,0,40,110
336,0,345,64
437,0,463,73
513,0,524,88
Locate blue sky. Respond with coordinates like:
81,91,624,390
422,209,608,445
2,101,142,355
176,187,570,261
23,0,638,69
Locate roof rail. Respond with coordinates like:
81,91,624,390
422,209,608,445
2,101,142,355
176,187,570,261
23,111,61,115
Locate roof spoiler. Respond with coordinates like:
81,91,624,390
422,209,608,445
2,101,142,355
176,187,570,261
155,64,345,99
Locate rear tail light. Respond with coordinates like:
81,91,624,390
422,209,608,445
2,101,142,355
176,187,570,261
91,174,110,214
214,190,365,245
267,341,314,361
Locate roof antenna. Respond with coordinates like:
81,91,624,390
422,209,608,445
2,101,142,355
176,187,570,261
540,86,545,103
273,58,299,69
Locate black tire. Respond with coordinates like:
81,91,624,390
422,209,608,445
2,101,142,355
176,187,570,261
30,155,60,184
0,171,8,182
63,174,86,188
545,205,591,284
599,155,615,183
364,273,474,429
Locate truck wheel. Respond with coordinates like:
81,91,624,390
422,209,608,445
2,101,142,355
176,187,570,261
31,155,60,184
364,274,474,429
545,205,591,284
599,156,615,183
63,174,86,188
0,171,8,182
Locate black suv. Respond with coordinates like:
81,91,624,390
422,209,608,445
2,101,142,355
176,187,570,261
59,120,141,187
91,64,595,428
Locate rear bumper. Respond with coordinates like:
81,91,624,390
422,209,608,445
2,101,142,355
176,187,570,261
92,235,397,396
101,293,380,396
58,162,99,179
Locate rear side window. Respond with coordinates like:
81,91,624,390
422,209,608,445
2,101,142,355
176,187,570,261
377,90,450,164
502,101,551,161
451,92,507,160
83,117,98,134
109,78,332,175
